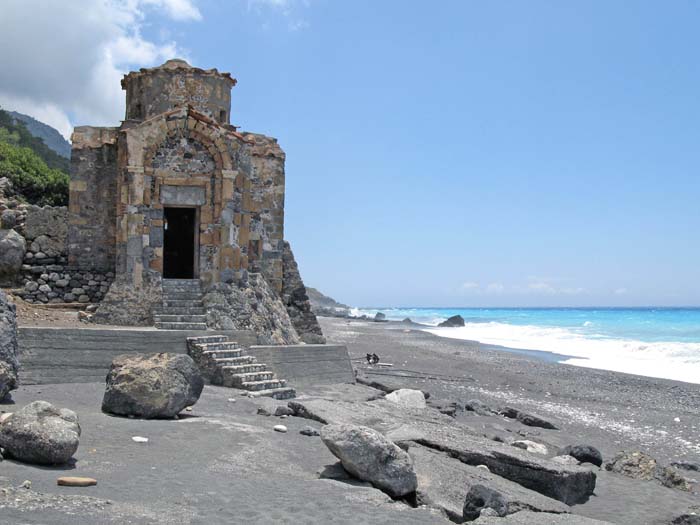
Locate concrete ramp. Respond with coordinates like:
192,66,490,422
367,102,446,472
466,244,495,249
18,327,257,385
248,344,354,387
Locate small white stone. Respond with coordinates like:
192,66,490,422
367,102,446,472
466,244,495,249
476,465,490,471
674,417,681,422
227,398,236,403
132,436,149,443
273,425,287,433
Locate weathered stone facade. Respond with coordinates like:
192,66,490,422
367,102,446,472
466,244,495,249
65,59,323,342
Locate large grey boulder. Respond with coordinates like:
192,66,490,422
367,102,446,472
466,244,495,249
289,397,596,505
408,443,569,522
0,229,26,284
385,389,426,409
320,424,417,497
0,400,80,465
29,234,63,258
0,289,19,399
562,444,603,467
605,450,690,491
102,353,204,418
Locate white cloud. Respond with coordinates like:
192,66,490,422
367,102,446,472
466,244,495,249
0,0,201,139
246,0,310,31
614,287,628,295
461,281,479,290
486,283,505,294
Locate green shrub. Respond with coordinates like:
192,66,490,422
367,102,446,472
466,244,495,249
0,141,69,206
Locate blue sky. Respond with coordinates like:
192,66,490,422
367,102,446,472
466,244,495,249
2,1,699,307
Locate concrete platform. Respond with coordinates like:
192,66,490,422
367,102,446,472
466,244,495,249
17,327,355,388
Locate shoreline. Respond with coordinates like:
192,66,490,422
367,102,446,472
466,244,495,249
320,316,700,466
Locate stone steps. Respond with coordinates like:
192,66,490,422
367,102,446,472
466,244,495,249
153,307,206,315
154,279,207,331
155,314,207,323
241,379,286,391
186,335,296,400
155,321,208,330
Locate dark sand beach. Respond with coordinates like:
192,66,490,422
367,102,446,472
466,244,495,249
0,317,698,524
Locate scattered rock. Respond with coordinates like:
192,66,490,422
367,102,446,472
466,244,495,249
57,477,97,487
512,440,548,455
500,406,558,430
274,405,294,417
408,443,569,522
300,426,320,437
257,407,271,416
670,514,700,525
385,389,426,409
426,398,460,417
0,400,80,465
0,411,12,424
605,450,690,491
465,399,496,416
273,424,287,433
438,315,465,327
291,397,595,505
374,312,387,322
552,455,581,466
320,423,417,498
671,461,700,472
562,445,603,467
132,436,148,443
102,353,204,419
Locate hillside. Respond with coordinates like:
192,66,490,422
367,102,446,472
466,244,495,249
9,111,71,159
306,287,351,316
0,108,69,206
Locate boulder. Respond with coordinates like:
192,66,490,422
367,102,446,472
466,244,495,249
374,312,387,322
552,455,581,466
290,397,596,505
500,406,558,430
512,440,548,455
427,398,460,417
0,290,19,399
605,450,690,491
0,400,80,465
465,399,496,416
102,353,204,419
670,515,700,525
320,423,417,497
438,315,465,327
562,445,603,467
472,511,613,524
408,443,569,522
0,229,26,284
385,389,426,409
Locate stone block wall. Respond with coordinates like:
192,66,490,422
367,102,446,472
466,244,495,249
67,127,119,272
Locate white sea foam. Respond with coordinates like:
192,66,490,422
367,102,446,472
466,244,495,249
423,322,700,384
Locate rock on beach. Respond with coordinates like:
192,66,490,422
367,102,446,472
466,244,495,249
102,353,204,419
0,400,80,465
320,423,417,498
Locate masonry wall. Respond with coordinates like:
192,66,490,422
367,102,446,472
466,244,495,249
67,127,119,272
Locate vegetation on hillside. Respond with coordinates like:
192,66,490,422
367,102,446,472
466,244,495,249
0,108,69,206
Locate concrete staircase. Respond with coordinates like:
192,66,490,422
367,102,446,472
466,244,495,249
153,279,207,330
187,335,296,399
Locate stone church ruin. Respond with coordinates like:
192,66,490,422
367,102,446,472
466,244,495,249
6,59,324,346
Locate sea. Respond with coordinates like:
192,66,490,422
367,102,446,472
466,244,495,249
350,307,700,385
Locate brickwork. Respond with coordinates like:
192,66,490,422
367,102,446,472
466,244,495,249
63,59,324,339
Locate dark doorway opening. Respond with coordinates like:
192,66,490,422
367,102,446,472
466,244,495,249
163,207,197,279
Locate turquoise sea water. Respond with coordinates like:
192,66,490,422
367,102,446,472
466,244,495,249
351,307,700,384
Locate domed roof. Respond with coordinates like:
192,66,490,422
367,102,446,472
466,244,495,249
121,59,236,89
159,58,193,69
